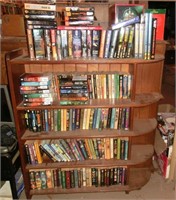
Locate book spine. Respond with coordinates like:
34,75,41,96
56,30,63,60
144,13,149,60
87,29,92,58
27,29,35,59
99,29,106,58
92,30,101,58
111,16,140,30
104,30,112,58
67,30,73,58
50,29,58,60
24,3,56,11
44,29,52,60
109,29,119,58
33,29,45,59
72,29,82,58
81,29,87,58
138,23,145,58
61,30,68,58
126,26,135,58
116,27,125,58
151,18,157,59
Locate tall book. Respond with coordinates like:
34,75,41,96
72,29,82,58
145,9,166,40
33,29,45,59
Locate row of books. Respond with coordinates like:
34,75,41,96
26,19,156,61
19,72,132,106
57,73,132,102
25,137,129,164
29,166,127,190
62,6,96,26
24,107,130,132
111,12,157,60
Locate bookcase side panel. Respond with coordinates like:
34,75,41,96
135,60,164,94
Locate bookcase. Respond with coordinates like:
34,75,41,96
7,40,166,199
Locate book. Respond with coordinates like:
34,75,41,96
24,14,55,20
64,15,94,21
57,25,102,30
56,30,63,60
104,30,112,58
24,9,55,15
134,23,139,58
33,29,45,59
92,29,101,58
67,30,73,58
87,29,92,58
26,20,57,26
34,140,43,164
145,9,166,40
44,29,52,60
72,29,82,58
20,73,52,82
81,29,87,58
21,81,51,87
151,18,157,59
26,29,35,59
24,3,56,11
111,16,140,30
99,29,106,58
65,6,94,12
126,26,135,58
65,20,94,26
138,23,145,58
109,29,119,58
50,29,57,60
60,29,68,58
121,26,130,58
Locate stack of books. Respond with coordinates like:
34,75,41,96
20,73,57,107
57,74,89,105
57,72,132,103
62,6,95,26
24,2,57,60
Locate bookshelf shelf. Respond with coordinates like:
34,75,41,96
7,15,166,199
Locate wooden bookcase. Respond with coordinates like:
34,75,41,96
7,41,166,199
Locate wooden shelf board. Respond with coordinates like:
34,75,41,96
17,93,162,111
21,118,156,140
10,55,164,65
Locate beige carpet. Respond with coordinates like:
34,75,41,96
19,163,176,200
